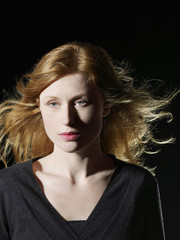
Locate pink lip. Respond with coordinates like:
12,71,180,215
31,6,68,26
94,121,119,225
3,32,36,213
59,132,80,141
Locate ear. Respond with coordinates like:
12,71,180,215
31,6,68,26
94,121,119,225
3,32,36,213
36,99,40,106
102,104,111,117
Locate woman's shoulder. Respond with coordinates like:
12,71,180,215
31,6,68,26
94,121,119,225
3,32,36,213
114,157,158,187
0,160,32,186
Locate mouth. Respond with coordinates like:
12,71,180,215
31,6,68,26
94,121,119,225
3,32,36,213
59,132,81,141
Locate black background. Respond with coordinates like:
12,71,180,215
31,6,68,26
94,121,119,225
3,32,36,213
4,1,180,239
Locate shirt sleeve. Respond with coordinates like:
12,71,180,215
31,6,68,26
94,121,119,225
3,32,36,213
0,171,11,240
142,174,166,240
0,214,10,240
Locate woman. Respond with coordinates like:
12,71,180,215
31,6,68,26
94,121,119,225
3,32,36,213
0,41,173,239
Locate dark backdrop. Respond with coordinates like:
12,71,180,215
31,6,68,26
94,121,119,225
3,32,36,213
4,1,180,239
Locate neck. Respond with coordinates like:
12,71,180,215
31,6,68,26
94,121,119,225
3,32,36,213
42,142,114,183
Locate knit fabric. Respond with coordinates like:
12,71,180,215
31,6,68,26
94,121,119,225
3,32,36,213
0,157,166,240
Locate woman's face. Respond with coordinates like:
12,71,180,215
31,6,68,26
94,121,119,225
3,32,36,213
39,73,106,154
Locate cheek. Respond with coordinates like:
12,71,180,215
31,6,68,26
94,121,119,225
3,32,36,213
79,105,101,122
41,111,56,136
79,107,103,132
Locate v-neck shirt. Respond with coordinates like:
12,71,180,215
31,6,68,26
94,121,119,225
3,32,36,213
0,157,166,239
68,221,85,234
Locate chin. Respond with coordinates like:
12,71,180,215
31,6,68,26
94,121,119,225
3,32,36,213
53,135,100,154
54,141,84,153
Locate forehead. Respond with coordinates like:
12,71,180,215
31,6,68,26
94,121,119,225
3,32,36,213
39,73,100,99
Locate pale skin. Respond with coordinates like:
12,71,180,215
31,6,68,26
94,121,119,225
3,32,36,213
33,73,115,221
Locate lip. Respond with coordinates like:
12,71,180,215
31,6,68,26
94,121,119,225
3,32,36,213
59,132,80,141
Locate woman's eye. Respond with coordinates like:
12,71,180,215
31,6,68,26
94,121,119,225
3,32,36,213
75,100,89,107
48,102,58,107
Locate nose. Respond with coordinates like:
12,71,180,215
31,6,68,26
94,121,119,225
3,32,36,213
61,103,76,126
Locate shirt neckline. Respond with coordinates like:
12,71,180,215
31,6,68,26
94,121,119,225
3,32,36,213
29,155,121,223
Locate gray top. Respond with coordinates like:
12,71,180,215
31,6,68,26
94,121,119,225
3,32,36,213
0,157,165,239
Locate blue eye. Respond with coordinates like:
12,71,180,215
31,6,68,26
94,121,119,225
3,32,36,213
49,102,58,107
75,100,89,107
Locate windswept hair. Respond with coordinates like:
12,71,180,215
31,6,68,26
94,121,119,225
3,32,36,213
0,42,177,168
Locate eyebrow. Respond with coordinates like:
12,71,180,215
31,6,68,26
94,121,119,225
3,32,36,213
43,96,60,100
42,93,91,101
